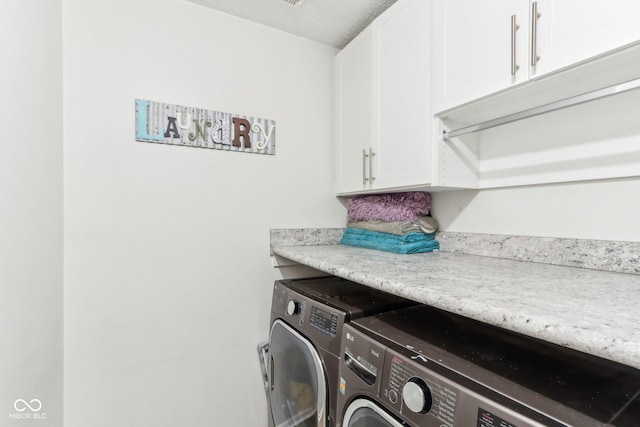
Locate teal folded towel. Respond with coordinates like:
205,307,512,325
340,227,439,254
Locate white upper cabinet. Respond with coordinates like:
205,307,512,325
335,26,375,194
533,0,640,78
373,0,431,191
336,0,431,195
431,0,529,113
432,0,640,113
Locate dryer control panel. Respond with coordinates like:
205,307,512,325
271,279,347,357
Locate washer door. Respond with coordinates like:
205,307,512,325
342,399,404,427
269,319,326,427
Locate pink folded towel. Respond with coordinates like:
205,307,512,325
347,192,431,222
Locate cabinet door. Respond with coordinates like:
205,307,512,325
373,0,432,189
533,0,640,78
335,27,374,194
431,0,529,113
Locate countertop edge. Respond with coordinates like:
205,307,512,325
270,228,640,275
271,243,640,371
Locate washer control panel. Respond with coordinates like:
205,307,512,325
402,377,433,414
382,349,459,427
379,347,552,427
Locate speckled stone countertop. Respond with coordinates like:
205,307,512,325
271,244,640,370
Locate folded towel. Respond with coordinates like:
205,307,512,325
344,227,435,242
347,192,431,222
340,227,439,254
347,216,439,236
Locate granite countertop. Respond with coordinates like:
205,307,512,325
271,243,640,370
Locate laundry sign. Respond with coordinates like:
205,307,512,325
135,99,276,155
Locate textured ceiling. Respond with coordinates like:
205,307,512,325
186,0,398,49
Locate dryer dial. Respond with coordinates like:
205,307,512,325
286,300,300,316
402,377,432,414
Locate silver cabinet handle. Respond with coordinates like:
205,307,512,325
531,2,541,67
368,147,376,184
362,149,369,185
511,15,520,75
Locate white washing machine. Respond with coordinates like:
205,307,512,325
336,304,640,427
267,277,417,427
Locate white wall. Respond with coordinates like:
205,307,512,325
0,1,63,426
432,177,640,242
62,0,344,426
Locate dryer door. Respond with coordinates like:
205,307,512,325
269,319,327,427
342,399,404,427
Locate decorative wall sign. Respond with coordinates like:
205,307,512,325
135,99,276,155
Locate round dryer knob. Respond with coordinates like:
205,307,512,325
402,377,432,414
286,300,300,316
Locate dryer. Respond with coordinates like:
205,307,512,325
267,276,417,427
336,304,640,427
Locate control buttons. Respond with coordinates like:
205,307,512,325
287,300,300,316
388,389,398,403
402,377,432,414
